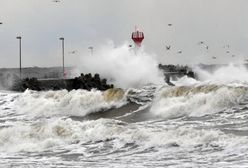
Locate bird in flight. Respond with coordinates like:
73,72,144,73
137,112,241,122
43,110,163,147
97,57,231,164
166,45,171,50
198,41,208,50
69,50,77,54
177,50,182,54
168,24,172,26
212,56,217,59
53,0,60,3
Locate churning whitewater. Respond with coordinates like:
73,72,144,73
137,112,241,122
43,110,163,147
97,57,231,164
2,61,248,167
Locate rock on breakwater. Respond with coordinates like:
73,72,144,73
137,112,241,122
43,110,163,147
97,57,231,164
11,73,114,92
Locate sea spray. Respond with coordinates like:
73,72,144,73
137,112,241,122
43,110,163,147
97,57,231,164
76,42,164,88
195,63,248,84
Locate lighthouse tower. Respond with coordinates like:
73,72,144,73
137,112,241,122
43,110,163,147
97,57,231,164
131,27,144,48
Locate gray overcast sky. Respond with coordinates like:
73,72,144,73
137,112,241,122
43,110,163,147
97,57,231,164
0,0,248,68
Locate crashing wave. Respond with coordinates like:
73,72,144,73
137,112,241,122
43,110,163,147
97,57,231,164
150,85,248,118
12,89,127,119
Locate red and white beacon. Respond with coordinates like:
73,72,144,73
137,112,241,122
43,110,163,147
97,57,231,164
131,27,144,48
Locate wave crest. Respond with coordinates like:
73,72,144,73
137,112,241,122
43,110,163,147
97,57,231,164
13,89,127,119
150,85,248,118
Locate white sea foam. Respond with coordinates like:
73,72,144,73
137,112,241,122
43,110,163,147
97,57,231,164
1,88,248,167
172,75,200,86
12,89,127,119
0,117,247,155
2,62,248,167
150,85,248,118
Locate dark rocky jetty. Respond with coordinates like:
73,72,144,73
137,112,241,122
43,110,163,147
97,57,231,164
11,73,114,92
158,64,195,78
158,64,196,86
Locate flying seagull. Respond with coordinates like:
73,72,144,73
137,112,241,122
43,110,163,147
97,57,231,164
166,45,171,50
198,41,208,50
53,0,60,2
69,50,77,54
178,50,182,54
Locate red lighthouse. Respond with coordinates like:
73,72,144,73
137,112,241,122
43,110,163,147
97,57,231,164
131,27,144,48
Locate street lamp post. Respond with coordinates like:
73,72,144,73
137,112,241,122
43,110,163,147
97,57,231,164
88,46,93,56
59,37,65,78
16,36,22,79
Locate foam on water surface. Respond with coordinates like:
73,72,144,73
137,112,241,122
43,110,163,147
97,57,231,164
1,63,248,167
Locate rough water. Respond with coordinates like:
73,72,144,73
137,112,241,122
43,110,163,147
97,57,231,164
2,65,248,167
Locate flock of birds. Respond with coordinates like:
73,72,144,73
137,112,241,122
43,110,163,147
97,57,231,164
165,24,240,60
165,41,235,60
0,16,244,61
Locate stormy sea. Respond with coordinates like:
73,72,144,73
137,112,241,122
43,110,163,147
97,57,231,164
1,63,248,168
1,44,248,167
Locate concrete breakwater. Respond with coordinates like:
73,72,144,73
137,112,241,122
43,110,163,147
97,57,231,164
7,64,196,91
11,73,114,92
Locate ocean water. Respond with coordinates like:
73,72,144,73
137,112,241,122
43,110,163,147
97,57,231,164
2,65,248,167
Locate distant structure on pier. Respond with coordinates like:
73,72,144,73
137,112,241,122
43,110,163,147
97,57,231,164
131,27,144,48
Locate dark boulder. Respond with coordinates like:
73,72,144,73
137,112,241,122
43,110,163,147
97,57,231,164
187,71,195,78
